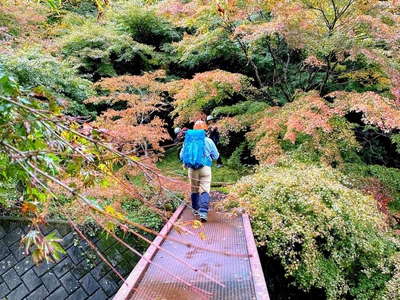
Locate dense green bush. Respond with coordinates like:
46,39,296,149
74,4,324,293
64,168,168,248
227,160,400,299
173,28,245,73
343,163,400,212
59,22,161,79
226,142,246,170
225,142,257,171
0,49,94,115
114,5,181,49
62,0,97,17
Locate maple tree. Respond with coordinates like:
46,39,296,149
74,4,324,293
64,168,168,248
248,90,400,164
162,0,400,103
168,69,253,125
85,70,170,156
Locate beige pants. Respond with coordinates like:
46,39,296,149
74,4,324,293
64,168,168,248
188,166,212,194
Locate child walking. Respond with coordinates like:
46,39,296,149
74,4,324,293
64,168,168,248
179,120,219,222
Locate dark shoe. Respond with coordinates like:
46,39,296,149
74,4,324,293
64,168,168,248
199,212,208,222
192,209,199,216
216,164,223,168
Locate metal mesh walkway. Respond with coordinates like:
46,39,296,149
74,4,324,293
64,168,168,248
114,204,269,300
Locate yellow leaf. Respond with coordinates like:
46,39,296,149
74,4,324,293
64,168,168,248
98,163,108,172
192,220,202,229
129,155,140,161
199,231,207,240
105,205,115,215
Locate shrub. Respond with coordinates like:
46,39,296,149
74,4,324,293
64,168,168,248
225,142,256,170
0,49,94,116
114,5,181,49
121,199,163,230
343,163,400,212
226,142,246,170
0,11,20,37
62,0,97,17
172,28,245,73
59,22,161,79
226,160,400,299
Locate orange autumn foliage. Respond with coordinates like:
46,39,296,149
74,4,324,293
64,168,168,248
249,91,400,164
86,71,170,156
167,69,252,125
331,91,400,132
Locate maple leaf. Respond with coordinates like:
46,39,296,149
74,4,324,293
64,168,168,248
21,202,37,215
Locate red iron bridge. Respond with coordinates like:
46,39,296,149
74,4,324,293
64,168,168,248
113,202,269,300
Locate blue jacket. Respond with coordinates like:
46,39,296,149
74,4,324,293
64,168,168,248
180,137,220,167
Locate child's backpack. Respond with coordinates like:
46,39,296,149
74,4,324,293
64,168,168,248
181,129,206,169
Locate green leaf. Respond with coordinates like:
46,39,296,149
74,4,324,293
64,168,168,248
0,74,18,96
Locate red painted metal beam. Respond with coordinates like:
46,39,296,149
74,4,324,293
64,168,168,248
242,213,270,300
114,205,270,300
113,204,186,300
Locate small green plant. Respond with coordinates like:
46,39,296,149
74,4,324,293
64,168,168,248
21,230,66,264
40,0,62,12
121,199,163,230
62,0,98,16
